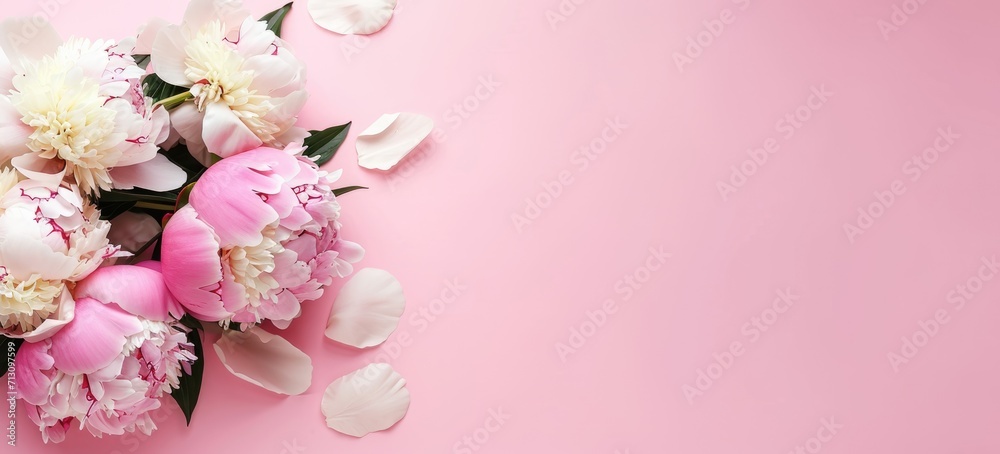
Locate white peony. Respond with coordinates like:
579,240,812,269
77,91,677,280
0,19,185,195
148,0,309,163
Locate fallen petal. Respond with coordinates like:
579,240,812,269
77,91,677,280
356,113,434,170
308,0,397,35
321,363,410,437
214,326,313,395
325,268,405,348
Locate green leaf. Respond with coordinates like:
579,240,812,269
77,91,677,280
178,314,204,332
303,122,351,167
333,186,367,197
99,201,138,220
1,335,22,354
133,54,151,70
170,317,204,426
99,189,179,205
142,73,189,105
260,2,294,37
125,232,163,265
175,183,196,211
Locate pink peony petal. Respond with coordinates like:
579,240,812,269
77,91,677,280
325,268,405,349
73,264,184,322
160,205,230,321
213,326,312,395
14,341,55,405
47,297,143,375
189,148,300,247
321,363,410,437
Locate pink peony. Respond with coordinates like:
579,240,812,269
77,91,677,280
160,146,363,328
149,0,308,163
16,263,193,443
0,170,121,341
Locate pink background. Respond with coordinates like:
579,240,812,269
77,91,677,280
5,0,1000,452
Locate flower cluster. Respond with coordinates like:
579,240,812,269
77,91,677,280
0,0,365,443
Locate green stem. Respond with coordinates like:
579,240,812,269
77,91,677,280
155,91,193,110
134,201,177,211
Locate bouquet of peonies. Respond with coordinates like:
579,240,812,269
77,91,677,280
1,0,422,445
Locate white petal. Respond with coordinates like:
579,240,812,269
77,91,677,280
308,0,397,35
151,25,193,87
213,327,313,395
202,101,263,157
325,268,405,348
0,96,31,162
10,154,65,187
321,363,410,437
0,18,61,71
135,18,169,55
110,153,187,192
356,113,434,170
184,0,250,33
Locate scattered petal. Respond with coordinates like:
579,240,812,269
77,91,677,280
321,363,410,437
356,113,434,170
325,268,404,348
308,0,397,35
214,326,313,395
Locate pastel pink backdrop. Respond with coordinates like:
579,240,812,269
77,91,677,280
3,0,1000,453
